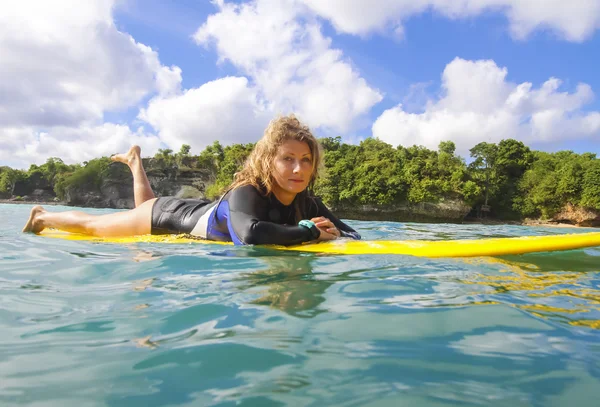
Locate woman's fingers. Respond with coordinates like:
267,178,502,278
316,227,338,241
309,217,339,238
327,227,340,237
315,218,333,229
318,230,337,241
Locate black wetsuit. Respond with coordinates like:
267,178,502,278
151,184,360,246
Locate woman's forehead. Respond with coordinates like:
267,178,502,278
278,139,311,155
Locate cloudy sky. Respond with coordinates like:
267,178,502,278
1,0,599,168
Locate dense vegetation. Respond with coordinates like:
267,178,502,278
2,137,599,221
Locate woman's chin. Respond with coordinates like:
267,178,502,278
287,184,307,193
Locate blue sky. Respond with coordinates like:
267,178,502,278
1,0,599,168
116,2,600,112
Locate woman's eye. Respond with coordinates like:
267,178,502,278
302,157,312,163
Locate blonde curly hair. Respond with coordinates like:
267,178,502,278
228,114,323,195
223,114,323,221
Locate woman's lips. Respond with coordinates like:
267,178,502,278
289,179,304,183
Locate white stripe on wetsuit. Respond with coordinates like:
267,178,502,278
189,203,217,238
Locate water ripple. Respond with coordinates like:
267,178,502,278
1,203,600,406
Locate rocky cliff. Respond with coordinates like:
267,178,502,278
12,171,56,202
9,168,473,222
11,158,213,209
8,162,598,226
333,199,473,223
524,203,600,227
65,159,213,209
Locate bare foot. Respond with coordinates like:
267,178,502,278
22,206,46,234
111,145,141,166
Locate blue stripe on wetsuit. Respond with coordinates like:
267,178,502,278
214,200,243,245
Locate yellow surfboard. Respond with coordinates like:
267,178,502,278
39,229,600,258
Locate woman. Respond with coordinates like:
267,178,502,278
22,115,360,246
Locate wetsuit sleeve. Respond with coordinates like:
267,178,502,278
313,198,361,240
226,186,315,246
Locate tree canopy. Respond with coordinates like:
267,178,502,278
3,138,598,222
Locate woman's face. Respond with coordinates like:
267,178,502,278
271,140,313,201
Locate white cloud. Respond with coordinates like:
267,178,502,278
0,0,183,167
300,0,424,38
372,58,600,155
155,65,183,97
0,128,38,165
0,124,162,169
300,0,600,42
0,0,181,128
3,0,599,169
139,76,272,153
194,0,383,133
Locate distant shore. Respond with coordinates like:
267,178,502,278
0,199,66,206
520,220,586,228
2,199,592,229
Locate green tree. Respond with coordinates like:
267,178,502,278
154,148,176,167
314,138,360,206
0,167,25,196
580,160,600,209
205,143,254,198
1,134,597,224
494,139,533,218
54,158,110,200
37,157,71,184
401,144,465,204
515,151,591,219
198,141,225,173
469,142,498,208
438,140,456,155
175,144,192,168
346,138,406,205
179,144,191,156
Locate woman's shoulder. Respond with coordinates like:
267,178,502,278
300,192,322,205
227,184,267,200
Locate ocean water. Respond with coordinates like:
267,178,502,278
1,204,600,407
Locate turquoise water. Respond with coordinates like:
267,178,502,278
1,204,600,406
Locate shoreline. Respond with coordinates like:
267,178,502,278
0,199,67,206
1,200,593,229
520,220,588,229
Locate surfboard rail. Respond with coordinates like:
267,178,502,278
38,230,600,257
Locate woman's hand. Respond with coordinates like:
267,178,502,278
311,217,340,240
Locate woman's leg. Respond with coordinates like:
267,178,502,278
22,198,157,237
111,145,155,208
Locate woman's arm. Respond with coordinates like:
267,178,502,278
223,185,318,246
